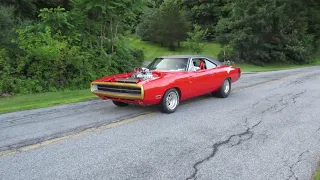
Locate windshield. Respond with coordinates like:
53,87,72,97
146,58,189,71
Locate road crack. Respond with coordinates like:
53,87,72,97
286,72,320,87
186,120,262,180
261,90,307,115
292,90,307,104
284,150,309,180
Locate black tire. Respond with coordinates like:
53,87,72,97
158,88,180,114
212,78,231,98
112,100,129,107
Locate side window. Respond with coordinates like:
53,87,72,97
192,58,201,67
189,58,213,71
205,59,217,69
189,58,200,71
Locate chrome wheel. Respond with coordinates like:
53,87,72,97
223,79,230,94
166,91,179,110
159,88,180,113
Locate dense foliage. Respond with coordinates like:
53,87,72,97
215,0,320,65
137,0,320,65
136,0,190,50
1,0,320,95
0,1,145,94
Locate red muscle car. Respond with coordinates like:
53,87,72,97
90,55,241,113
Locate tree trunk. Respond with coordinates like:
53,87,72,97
100,24,103,49
110,17,114,53
169,42,175,51
63,0,69,10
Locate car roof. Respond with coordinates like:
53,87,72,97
155,54,222,65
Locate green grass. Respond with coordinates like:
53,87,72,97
314,162,320,180
129,38,221,60
311,57,320,66
237,63,312,72
0,89,96,114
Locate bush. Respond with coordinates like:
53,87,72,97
0,6,145,95
217,46,243,64
131,49,145,67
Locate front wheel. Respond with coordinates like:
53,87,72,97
112,100,129,107
212,78,231,98
158,88,180,113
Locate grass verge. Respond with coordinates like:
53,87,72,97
129,38,221,60
314,162,320,180
237,63,314,72
0,89,96,114
239,56,320,72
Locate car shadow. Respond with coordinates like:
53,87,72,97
105,92,239,113
111,93,219,112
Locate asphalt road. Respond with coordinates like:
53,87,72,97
1,66,320,180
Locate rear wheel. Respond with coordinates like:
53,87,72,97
212,78,231,98
112,100,129,107
158,88,180,113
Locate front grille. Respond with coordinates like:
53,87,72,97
97,84,141,94
91,82,143,100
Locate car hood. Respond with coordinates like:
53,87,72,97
92,70,184,84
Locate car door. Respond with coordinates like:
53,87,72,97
171,71,196,100
187,58,212,96
204,59,222,92
170,58,201,100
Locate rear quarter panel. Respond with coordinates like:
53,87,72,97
215,66,241,82
229,66,241,83
210,65,241,91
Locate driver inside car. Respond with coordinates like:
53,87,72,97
191,61,200,71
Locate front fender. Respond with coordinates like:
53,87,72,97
142,77,176,104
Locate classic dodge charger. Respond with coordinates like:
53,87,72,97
90,55,241,113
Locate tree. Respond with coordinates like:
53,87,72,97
136,8,161,42
136,0,190,50
182,0,231,40
186,24,208,54
0,5,16,48
157,0,189,50
149,0,164,8
215,0,320,65
0,0,69,19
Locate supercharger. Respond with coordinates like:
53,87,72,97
131,67,153,80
